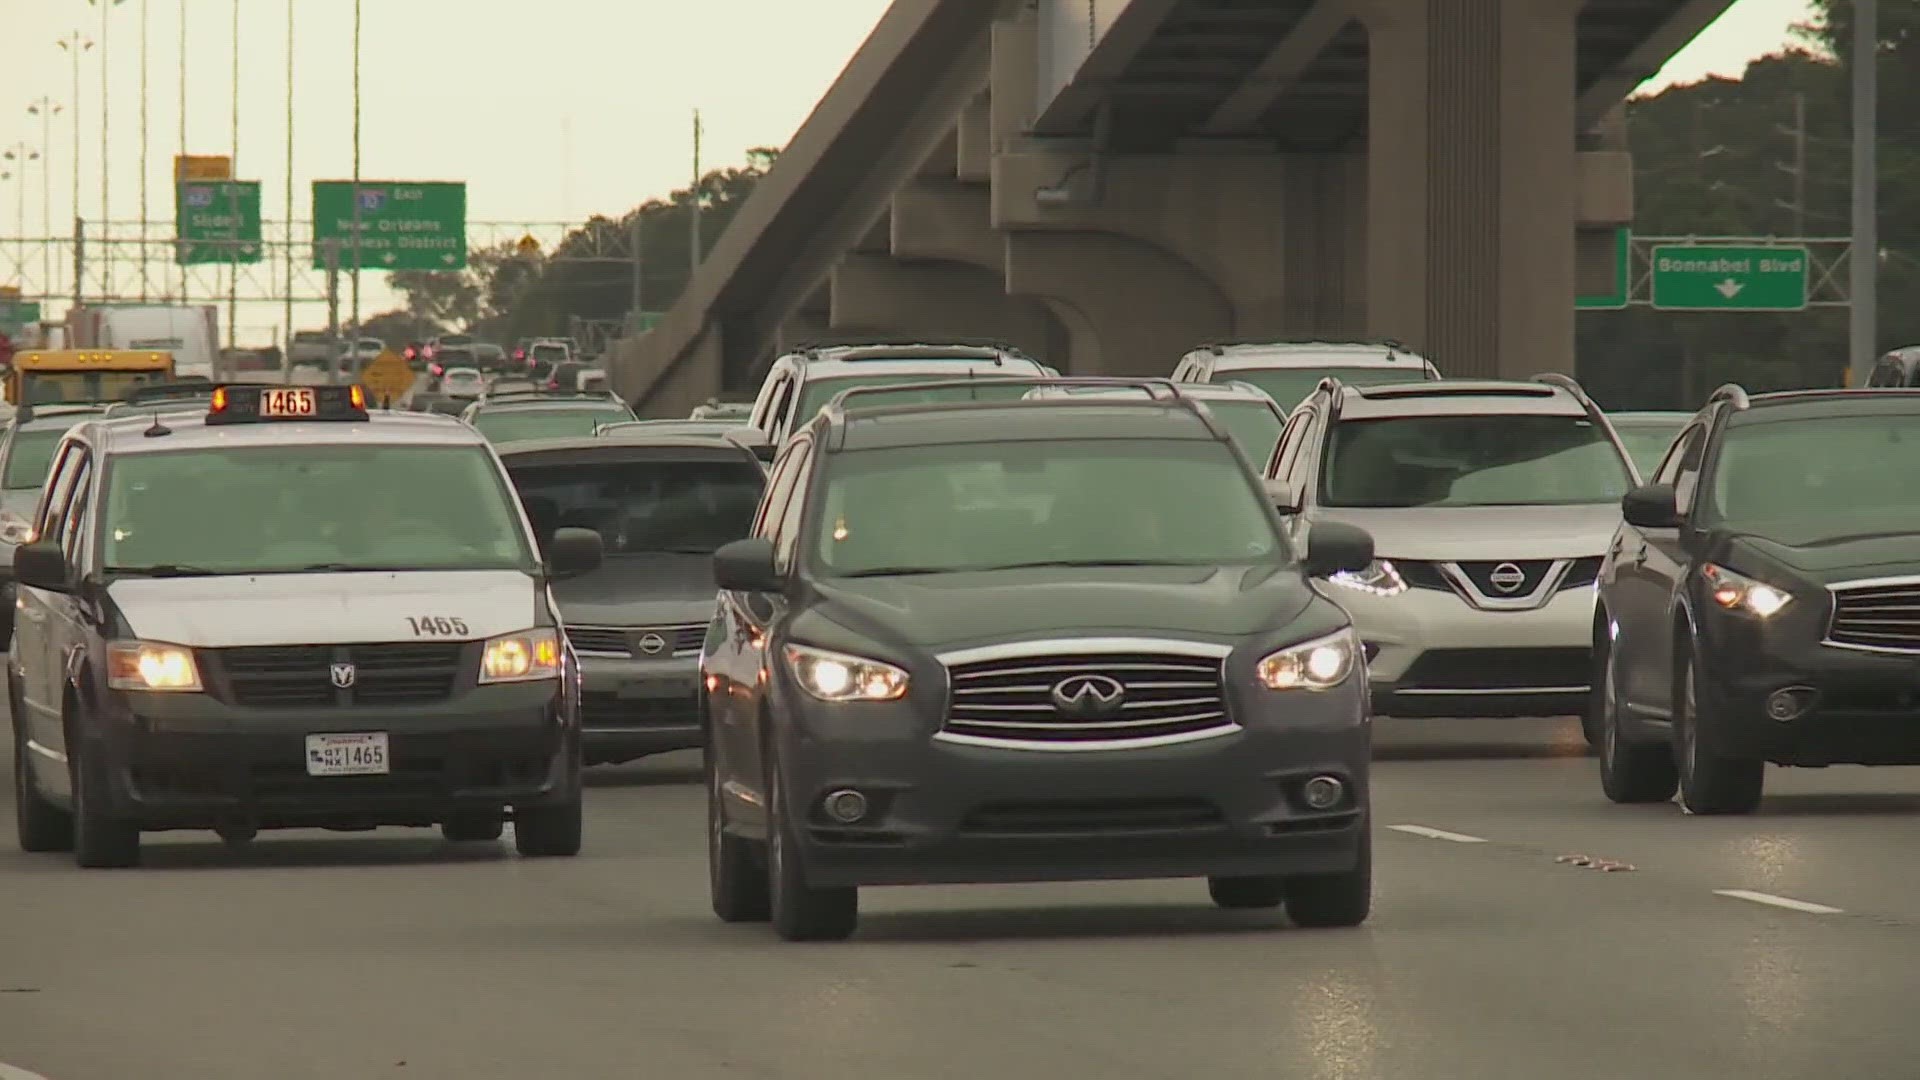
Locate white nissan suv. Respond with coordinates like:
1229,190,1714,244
1265,374,1634,727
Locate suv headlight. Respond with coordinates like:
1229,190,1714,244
1702,563,1791,618
784,643,908,702
107,640,202,692
480,627,562,683
1256,628,1359,691
1325,559,1408,597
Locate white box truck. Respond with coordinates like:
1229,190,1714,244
68,304,219,379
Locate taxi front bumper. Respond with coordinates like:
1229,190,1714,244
87,681,578,830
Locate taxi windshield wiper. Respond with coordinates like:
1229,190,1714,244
835,565,951,578
104,563,224,578
972,558,1197,571
287,563,421,573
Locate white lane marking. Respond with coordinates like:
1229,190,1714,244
1387,823,1488,844
1713,889,1843,915
0,1062,56,1080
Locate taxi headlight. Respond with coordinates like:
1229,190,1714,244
1702,563,1792,618
1325,558,1408,597
479,627,562,683
1256,628,1359,692
783,643,908,702
107,640,202,692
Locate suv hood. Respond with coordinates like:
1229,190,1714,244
106,569,537,647
1737,532,1920,584
808,564,1313,650
1312,504,1619,561
549,553,718,626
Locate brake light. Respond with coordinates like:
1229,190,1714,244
429,363,444,376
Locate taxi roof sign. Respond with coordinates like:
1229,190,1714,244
205,383,368,425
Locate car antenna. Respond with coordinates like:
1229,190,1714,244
143,411,172,438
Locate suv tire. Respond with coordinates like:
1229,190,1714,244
13,712,72,853
1597,639,1678,803
1207,875,1287,910
1285,829,1371,928
1674,650,1763,815
766,759,856,941
708,745,769,922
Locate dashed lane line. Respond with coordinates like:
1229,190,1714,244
1713,889,1844,915
1386,823,1488,844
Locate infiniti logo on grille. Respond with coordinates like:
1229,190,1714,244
1050,674,1126,718
1488,562,1527,594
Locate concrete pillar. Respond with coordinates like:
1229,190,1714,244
828,253,1060,360
1359,0,1582,378
622,320,724,418
956,92,992,182
1004,231,1232,376
891,180,1000,268
991,14,1039,152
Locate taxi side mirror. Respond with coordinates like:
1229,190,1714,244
14,540,70,593
547,527,603,577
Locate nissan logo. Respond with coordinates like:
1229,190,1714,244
1488,562,1527,594
1050,674,1126,718
637,632,667,655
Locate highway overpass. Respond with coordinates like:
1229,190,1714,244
607,0,1736,415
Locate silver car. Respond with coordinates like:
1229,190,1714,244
1266,374,1635,722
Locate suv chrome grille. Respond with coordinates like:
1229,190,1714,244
1829,581,1920,652
213,642,467,708
566,623,706,658
940,644,1232,748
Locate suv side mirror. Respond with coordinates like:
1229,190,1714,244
14,540,70,593
1621,484,1681,530
714,537,783,593
547,527,604,577
1303,522,1374,578
1264,478,1301,515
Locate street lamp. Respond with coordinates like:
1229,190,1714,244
2,145,41,290
57,29,93,302
27,99,61,297
90,0,129,296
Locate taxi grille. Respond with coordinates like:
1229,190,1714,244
565,624,706,658
1829,581,1920,652
942,650,1230,746
212,642,467,708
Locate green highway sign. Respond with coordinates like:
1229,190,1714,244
174,180,263,265
1650,244,1809,311
311,180,467,271
0,299,41,330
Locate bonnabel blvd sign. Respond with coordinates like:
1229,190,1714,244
1649,244,1810,311
310,181,468,272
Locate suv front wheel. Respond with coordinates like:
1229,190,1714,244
766,755,857,941
1674,649,1764,815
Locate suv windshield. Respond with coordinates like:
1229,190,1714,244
4,428,69,489
1223,366,1426,409
812,440,1282,576
1707,412,1920,545
1614,419,1686,476
506,457,763,556
795,375,1036,425
472,407,634,443
1206,400,1285,464
1322,413,1631,508
531,344,568,362
103,445,533,574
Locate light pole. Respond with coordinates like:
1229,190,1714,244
284,0,295,379
91,0,128,297
1850,0,1879,386
228,0,239,350
57,30,93,293
349,0,363,367
139,0,150,300
27,99,60,298
176,0,187,302
2,146,39,286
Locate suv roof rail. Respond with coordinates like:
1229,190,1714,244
1708,383,1751,411
792,336,1028,354
478,387,624,404
1531,372,1614,430
817,376,1223,449
1202,337,1412,357
1316,376,1346,419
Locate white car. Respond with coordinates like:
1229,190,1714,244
438,367,486,400
1173,340,1440,410
1267,374,1634,722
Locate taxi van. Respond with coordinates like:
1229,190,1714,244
7,384,605,867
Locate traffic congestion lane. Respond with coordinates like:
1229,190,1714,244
5,709,1920,1078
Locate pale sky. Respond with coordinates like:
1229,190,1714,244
0,0,1812,344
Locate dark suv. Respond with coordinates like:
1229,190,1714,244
1594,384,1920,814
702,377,1377,940
497,430,766,765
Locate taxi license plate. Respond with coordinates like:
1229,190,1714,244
260,387,316,418
305,732,389,776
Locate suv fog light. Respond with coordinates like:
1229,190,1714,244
1765,687,1817,722
1302,775,1345,810
823,789,869,824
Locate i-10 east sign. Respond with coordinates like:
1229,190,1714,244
310,181,467,271
1649,244,1810,311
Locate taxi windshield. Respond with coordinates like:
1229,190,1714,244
794,375,1036,424
3,428,68,489
101,444,536,575
472,407,635,443
812,439,1283,576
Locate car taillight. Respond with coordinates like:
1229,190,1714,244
430,363,444,376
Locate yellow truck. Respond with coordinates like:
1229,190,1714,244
6,348,176,405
